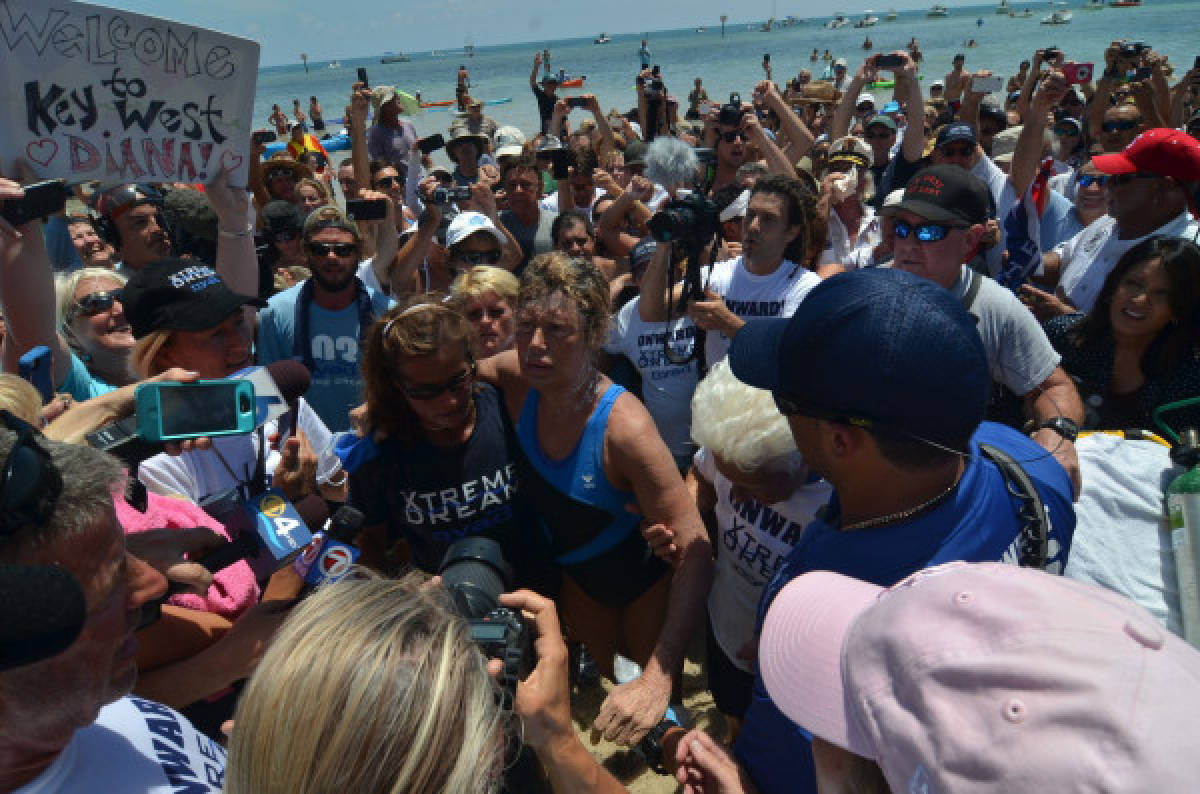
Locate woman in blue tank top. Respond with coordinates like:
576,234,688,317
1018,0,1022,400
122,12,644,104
479,253,714,748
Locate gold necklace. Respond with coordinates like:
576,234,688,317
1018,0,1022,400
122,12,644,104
839,470,963,532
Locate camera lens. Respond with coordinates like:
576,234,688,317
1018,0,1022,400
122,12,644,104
439,537,514,619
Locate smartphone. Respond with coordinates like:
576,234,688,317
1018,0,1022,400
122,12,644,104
652,64,661,76
763,53,771,63
251,130,277,145
134,380,256,443
567,96,589,109
0,180,71,226
357,67,369,88
729,92,741,106
418,133,445,154
876,53,904,69
974,75,1004,93
549,148,573,180
18,346,53,404
345,198,389,221
1061,62,1094,85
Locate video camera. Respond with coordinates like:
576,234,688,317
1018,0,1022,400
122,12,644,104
432,185,473,205
648,192,720,246
439,537,532,708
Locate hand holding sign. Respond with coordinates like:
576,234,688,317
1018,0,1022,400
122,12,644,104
0,0,259,185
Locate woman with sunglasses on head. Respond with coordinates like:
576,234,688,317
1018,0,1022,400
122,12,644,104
347,296,553,593
1044,236,1200,431
478,252,713,748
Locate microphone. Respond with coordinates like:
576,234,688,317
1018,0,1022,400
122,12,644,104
195,488,314,579
645,136,700,188
294,506,364,587
0,564,86,671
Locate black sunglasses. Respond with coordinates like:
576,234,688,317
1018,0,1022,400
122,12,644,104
0,411,63,538
720,130,748,143
374,175,401,188
1107,171,1161,187
1102,119,1141,133
457,249,502,266
399,362,476,401
267,168,296,181
66,289,122,324
306,241,358,258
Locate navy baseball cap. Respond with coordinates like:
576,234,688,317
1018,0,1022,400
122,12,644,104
885,164,993,226
935,122,977,148
728,269,989,445
123,257,266,339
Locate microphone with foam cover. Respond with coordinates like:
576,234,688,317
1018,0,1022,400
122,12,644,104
645,137,700,188
0,564,86,671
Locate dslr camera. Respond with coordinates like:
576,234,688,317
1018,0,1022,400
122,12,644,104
439,537,532,708
1119,41,1147,59
432,185,473,205
718,93,744,128
648,191,720,245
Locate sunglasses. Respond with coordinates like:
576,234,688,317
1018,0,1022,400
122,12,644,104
1102,119,1141,133
0,411,63,537
66,289,121,324
938,143,974,158
720,130,748,143
374,175,401,188
1076,173,1109,188
267,168,296,180
306,241,357,258
399,362,476,401
457,249,502,266
1107,171,1161,187
893,219,964,243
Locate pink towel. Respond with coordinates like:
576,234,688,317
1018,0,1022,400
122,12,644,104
115,488,260,621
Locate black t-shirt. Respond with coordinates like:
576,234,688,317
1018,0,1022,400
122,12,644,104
347,384,554,589
532,85,557,134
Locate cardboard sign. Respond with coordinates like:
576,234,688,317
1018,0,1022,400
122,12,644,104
0,0,258,185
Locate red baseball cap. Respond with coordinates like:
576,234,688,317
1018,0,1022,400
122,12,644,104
1092,128,1200,180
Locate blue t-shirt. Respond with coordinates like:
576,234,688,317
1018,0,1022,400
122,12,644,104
255,281,392,432
43,215,83,271
734,422,1076,794
1039,189,1085,252
61,351,116,402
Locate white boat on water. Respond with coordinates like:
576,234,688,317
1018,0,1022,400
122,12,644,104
927,4,949,17
1081,0,1104,8
594,33,611,44
380,52,410,63
828,13,850,27
997,0,1010,12
1041,8,1073,22
854,11,881,26
328,61,340,68
885,8,898,19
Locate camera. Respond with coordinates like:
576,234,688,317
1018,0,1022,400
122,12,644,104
1119,41,1147,58
431,185,472,205
648,191,720,245
718,101,744,128
439,537,532,708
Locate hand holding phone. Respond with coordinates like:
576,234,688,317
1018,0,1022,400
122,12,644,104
566,96,589,109
135,380,257,443
345,198,389,221
251,130,277,145
0,181,71,227
876,53,905,70
357,67,369,88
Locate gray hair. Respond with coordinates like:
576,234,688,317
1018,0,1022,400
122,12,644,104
690,359,805,474
0,427,125,561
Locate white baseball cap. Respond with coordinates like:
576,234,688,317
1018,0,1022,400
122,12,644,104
445,211,506,248
493,126,526,158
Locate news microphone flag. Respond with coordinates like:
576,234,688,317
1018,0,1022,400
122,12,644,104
996,158,1054,291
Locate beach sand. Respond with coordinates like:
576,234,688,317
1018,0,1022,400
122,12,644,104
569,634,727,793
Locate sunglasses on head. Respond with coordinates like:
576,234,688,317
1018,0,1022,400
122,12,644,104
1107,171,1160,187
399,361,476,401
306,241,357,257
0,411,63,537
66,290,121,324
457,249,502,266
374,175,401,188
720,130,747,143
893,219,964,243
1102,119,1141,133
1076,173,1108,188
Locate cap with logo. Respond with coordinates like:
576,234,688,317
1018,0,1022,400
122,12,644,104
445,211,507,249
885,164,992,226
828,136,874,169
122,257,266,338
493,126,527,158
935,121,978,148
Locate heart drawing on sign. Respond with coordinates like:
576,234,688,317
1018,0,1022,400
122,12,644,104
26,139,58,167
219,150,244,171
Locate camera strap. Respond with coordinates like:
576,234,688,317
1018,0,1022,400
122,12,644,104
292,277,376,373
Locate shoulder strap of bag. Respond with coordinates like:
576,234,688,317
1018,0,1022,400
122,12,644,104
979,442,1049,569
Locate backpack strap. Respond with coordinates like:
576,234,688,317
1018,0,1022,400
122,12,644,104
979,442,1049,569
958,267,983,322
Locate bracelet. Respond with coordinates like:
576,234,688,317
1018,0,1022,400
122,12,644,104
218,225,254,238
322,469,348,488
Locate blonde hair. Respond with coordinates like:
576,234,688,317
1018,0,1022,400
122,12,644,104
226,573,504,794
451,266,519,305
55,267,126,328
518,253,610,347
297,177,333,208
0,375,43,426
131,330,173,378
690,359,804,474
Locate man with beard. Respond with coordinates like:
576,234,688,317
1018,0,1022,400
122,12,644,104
256,206,394,431
89,185,173,273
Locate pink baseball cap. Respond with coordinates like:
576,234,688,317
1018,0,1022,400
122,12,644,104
1092,127,1200,180
760,562,1200,792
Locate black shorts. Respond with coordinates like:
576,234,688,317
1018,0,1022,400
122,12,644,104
706,615,755,720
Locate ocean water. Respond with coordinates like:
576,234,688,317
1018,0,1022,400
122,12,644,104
254,0,1199,142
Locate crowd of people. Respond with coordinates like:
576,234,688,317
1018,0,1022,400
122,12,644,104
3,31,1200,794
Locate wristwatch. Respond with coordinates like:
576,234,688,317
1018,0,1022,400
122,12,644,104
1034,416,1079,443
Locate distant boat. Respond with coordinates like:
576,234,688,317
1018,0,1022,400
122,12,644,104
594,33,611,44
328,61,340,68
380,52,410,63
1080,0,1104,8
464,44,475,58
885,8,898,19
927,3,950,16
1041,8,1073,21
854,11,880,26
1010,8,1034,15
997,0,1010,11
828,13,850,27
780,15,802,26
760,17,775,31
1108,0,1140,5
696,26,706,32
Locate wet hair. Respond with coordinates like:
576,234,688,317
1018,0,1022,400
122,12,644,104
361,294,476,445
501,153,542,187
518,252,610,348
1070,236,1200,377
751,174,817,265
551,210,594,248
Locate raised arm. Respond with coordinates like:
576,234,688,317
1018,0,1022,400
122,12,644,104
742,102,797,179
349,82,372,195
1010,71,1065,197
207,169,259,298
586,95,616,161
757,80,814,158
530,52,543,93
831,58,874,140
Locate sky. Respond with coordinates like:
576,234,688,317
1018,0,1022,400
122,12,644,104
97,0,987,66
